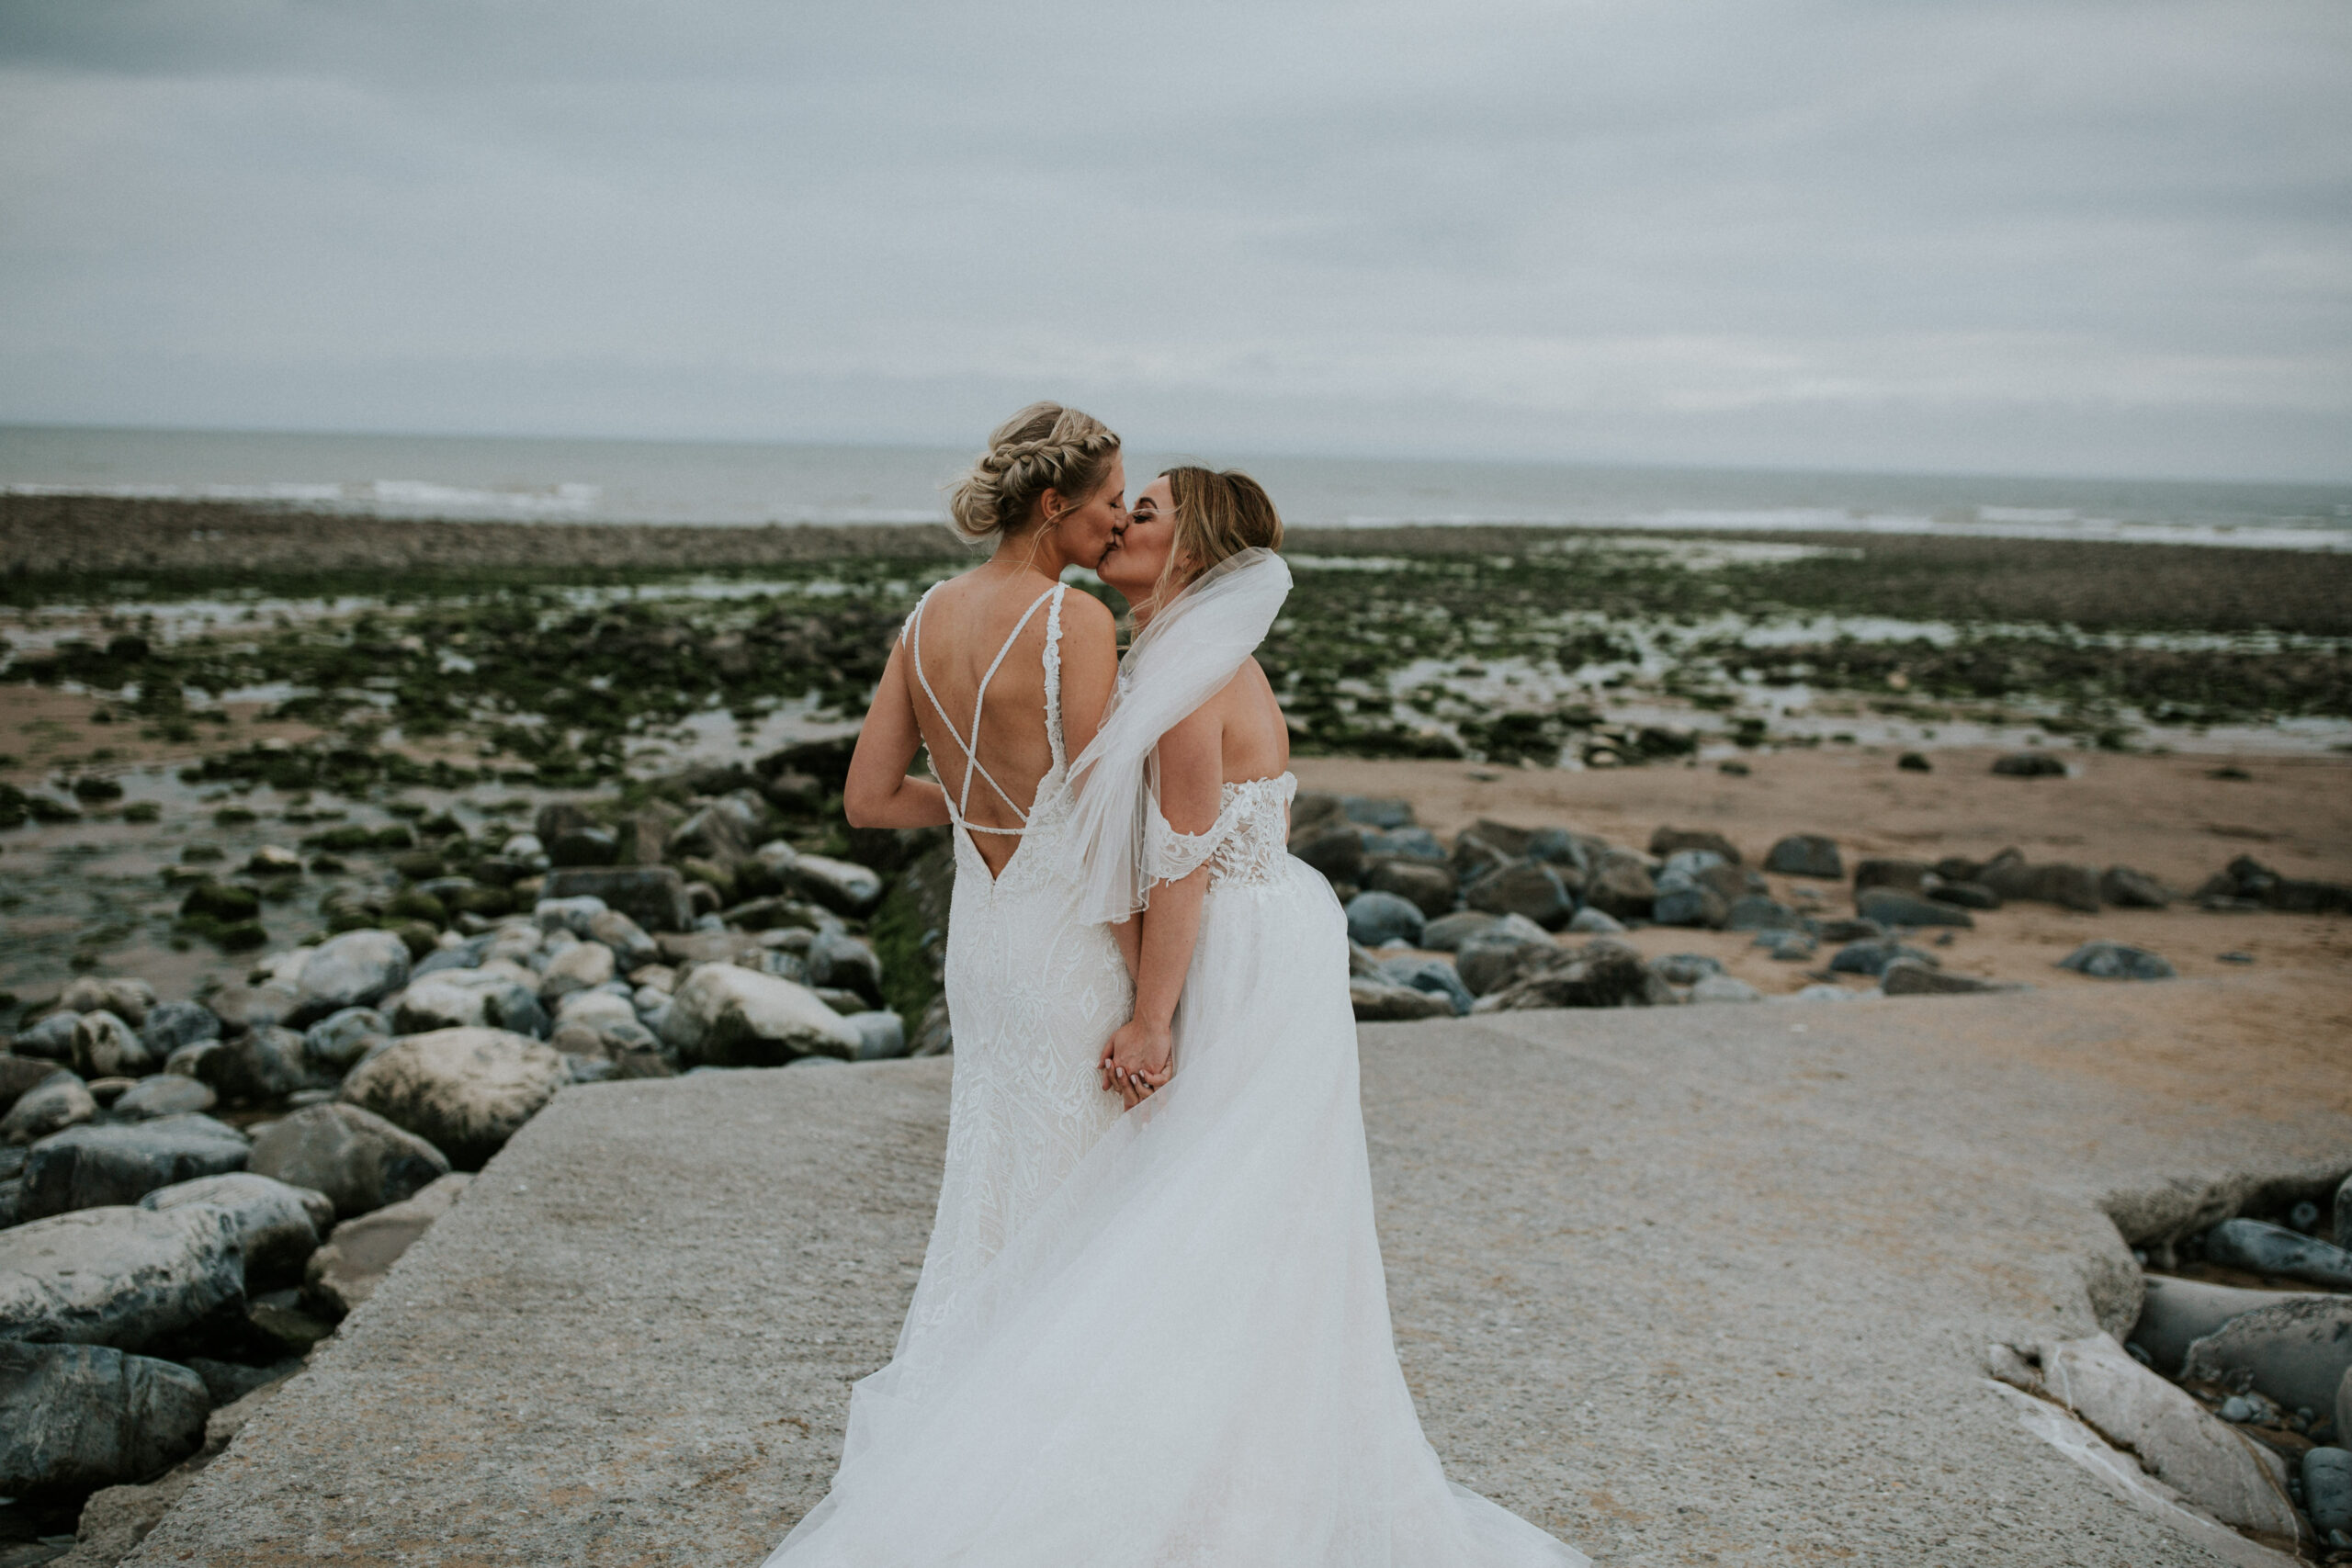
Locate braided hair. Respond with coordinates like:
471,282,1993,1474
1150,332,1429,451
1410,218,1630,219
948,402,1123,544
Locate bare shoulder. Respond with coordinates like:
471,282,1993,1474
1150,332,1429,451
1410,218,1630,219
1057,588,1118,636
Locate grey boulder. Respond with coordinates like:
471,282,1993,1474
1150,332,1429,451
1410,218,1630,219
586,908,659,969
194,1025,322,1106
0,1202,245,1348
340,1027,569,1170
3,1071,98,1145
137,999,220,1057
539,865,695,932
391,969,549,1040
2180,1294,2352,1420
1376,955,1474,1016
303,1006,390,1070
1454,915,1555,997
109,1074,219,1122
2131,1274,2326,1373
2203,1217,2352,1289
1689,975,1762,1004
141,1171,334,1286
289,930,412,1026
1364,858,1459,918
805,931,885,1002
303,1171,469,1318
1419,910,1501,952
537,939,616,1002
1855,888,1973,929
247,1102,451,1217
74,1010,158,1079
1344,890,1427,948
17,1114,252,1222
841,1010,908,1061
2058,941,2177,981
533,895,608,937
59,976,155,1027
2307,1448,2352,1540
0,1340,210,1495
1722,896,1802,931
1348,976,1455,1022
13,1010,82,1060
1828,942,1937,978
770,847,884,916
1762,834,1843,879
1474,941,1651,1012
659,964,862,1067
2100,865,2171,908
1882,962,2013,997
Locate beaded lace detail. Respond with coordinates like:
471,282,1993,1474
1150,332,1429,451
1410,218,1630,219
1147,772,1296,891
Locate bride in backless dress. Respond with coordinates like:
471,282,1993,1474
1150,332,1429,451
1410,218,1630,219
762,460,1585,1566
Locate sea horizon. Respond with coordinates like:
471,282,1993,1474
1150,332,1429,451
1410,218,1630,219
6,421,2350,552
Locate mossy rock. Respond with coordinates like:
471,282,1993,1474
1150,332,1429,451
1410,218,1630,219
180,881,262,922
386,888,448,926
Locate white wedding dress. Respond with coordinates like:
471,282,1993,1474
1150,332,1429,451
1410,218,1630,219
762,555,1585,1567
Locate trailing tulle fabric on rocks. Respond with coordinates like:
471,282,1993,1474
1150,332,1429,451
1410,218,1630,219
1062,547,1293,927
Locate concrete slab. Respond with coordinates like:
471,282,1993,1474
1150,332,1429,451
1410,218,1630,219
126,979,2350,1566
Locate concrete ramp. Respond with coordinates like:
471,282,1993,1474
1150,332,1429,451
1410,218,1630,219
126,981,2349,1566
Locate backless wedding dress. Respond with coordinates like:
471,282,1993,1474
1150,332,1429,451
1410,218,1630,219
761,553,1585,1567
895,580,1128,1336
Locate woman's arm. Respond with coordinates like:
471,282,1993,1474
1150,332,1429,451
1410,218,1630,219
842,637,951,829
1099,690,1226,1108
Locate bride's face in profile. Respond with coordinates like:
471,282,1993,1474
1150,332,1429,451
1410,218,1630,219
1046,456,1128,570
1099,476,1180,605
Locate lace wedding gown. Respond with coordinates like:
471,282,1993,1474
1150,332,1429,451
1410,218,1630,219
896,581,1129,1337
762,555,1583,1566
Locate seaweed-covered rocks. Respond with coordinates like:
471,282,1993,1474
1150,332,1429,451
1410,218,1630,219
340,1028,567,1170
1763,834,1843,879
2202,1218,2352,1289
2195,853,2352,914
247,1102,450,1218
288,930,412,1027
1345,891,1426,948
1475,941,1650,1012
658,965,862,1067
2057,941,2176,981
2099,866,2170,909
0,1340,211,1495
303,1172,469,1317
3,1071,98,1145
0,1203,244,1348
17,1115,252,1221
141,1172,334,1286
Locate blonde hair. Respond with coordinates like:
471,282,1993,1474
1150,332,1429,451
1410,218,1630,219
1152,466,1283,604
946,402,1122,545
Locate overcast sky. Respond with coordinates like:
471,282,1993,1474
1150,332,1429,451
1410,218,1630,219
1,0,2347,480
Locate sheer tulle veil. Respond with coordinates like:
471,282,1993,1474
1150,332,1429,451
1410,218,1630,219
1061,547,1292,927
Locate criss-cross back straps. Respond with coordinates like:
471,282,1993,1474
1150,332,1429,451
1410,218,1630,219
905,582,1066,837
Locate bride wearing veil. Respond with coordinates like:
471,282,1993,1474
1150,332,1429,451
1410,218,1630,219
761,467,1584,1566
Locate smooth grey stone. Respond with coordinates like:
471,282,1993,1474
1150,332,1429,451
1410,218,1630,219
540,866,695,933
586,908,659,970
2308,1448,2352,1538
18,1114,251,1221
1817,918,1888,943
2058,941,2177,981
1577,853,1656,921
141,1170,334,1286
289,930,412,1027
247,1102,450,1218
1377,955,1474,1016
206,981,300,1036
1649,826,1740,864
1763,834,1843,879
1566,906,1627,934
1925,879,2001,910
304,1007,390,1069
1344,890,1427,948
1991,750,2069,776
13,1010,81,1060
1464,862,1573,929
842,1010,908,1061
0,1054,62,1119
534,895,609,937
2,1072,97,1145
73,1010,158,1079
1855,889,1974,929
773,849,884,917
1649,953,1724,987
60,977,154,1026
413,935,493,978
1455,917,1555,997
0,1339,211,1495
139,1000,221,1056
1365,859,1459,918
341,1027,568,1171
107,1074,218,1122
565,1054,619,1083
1854,858,1932,894
1362,826,1446,863
1289,825,1365,882
2131,1276,2312,1374
1829,941,1937,977
2203,1218,2352,1288
196,1025,322,1106
1347,976,1454,1022
303,1172,469,1318
0,1202,245,1349
1723,896,1802,931
1420,910,1502,952
805,931,884,1003
1690,974,1762,1004
659,965,863,1069
537,940,616,1003
1340,795,1415,829
2180,1294,2352,1417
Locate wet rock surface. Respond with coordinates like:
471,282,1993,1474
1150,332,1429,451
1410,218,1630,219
0,1204,244,1350
0,1341,211,1498
245,1103,450,1218
339,1028,567,1171
17,1117,252,1223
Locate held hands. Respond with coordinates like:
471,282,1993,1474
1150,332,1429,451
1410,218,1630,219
1100,1018,1173,1111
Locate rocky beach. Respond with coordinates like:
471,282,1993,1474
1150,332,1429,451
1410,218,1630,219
2,497,2349,1565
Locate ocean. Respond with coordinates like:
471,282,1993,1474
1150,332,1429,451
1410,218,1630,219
5,423,2349,551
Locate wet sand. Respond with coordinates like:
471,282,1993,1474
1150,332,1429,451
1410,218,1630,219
1295,747,2352,1108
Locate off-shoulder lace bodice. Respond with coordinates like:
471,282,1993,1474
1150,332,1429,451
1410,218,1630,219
1146,772,1296,891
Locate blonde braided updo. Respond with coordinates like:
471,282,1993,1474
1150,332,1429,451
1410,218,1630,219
947,401,1123,545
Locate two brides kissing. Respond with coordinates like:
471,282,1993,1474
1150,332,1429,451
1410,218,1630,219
759,402,1586,1566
